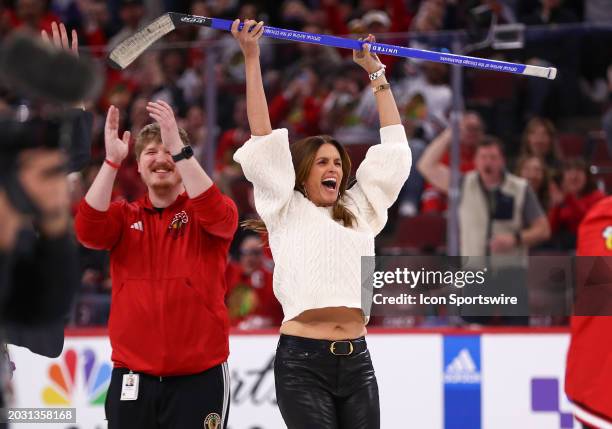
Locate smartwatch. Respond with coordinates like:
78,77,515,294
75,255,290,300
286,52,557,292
171,145,194,163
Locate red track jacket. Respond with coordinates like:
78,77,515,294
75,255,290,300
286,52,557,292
565,196,612,425
75,185,238,376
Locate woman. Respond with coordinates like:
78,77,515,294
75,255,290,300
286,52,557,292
231,20,411,429
516,155,551,211
520,117,563,177
548,158,605,250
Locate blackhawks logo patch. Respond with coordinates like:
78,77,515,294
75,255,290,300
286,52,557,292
168,210,189,238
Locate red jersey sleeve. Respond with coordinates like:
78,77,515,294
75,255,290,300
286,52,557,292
190,184,238,240
75,199,125,250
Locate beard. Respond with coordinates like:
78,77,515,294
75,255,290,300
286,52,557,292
142,171,182,193
149,180,176,192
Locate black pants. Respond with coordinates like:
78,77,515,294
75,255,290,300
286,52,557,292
274,334,380,429
105,363,230,429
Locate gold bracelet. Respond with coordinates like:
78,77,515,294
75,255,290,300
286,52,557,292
372,83,391,94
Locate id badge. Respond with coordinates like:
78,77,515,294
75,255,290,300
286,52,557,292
120,372,139,401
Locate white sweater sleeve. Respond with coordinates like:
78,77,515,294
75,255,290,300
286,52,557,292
233,129,295,229
345,124,412,235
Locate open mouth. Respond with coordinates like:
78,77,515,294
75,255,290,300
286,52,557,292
152,166,173,175
321,178,338,191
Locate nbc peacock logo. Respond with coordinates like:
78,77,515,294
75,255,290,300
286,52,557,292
42,348,112,406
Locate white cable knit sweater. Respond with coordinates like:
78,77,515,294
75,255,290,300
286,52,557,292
233,125,412,322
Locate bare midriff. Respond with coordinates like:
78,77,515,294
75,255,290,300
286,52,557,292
279,307,367,340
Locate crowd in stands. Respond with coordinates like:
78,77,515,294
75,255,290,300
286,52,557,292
1,0,610,328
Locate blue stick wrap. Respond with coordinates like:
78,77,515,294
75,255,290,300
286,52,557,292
211,18,528,76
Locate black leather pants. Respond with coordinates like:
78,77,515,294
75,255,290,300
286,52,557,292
274,334,380,429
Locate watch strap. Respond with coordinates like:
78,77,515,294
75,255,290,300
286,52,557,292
171,145,193,162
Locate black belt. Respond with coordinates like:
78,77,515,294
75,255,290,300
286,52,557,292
278,334,368,356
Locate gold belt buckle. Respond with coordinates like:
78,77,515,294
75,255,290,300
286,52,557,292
329,341,354,356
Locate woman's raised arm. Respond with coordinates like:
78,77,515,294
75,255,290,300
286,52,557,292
353,34,401,128
231,19,272,136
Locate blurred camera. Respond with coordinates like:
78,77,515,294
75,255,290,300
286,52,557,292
0,32,100,215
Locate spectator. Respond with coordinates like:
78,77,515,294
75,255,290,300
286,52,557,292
319,66,362,134
49,0,84,33
419,132,551,326
215,97,249,174
321,0,352,36
519,117,563,178
396,61,451,142
408,0,446,53
225,235,281,330
362,9,395,33
151,48,189,115
178,69,206,108
213,97,249,202
279,0,311,30
347,2,413,35
516,155,552,211
179,104,207,158
393,61,450,216
79,0,117,55
102,49,155,115
5,0,59,33
280,21,342,74
206,0,237,17
127,95,149,134
421,112,483,214
418,132,550,256
360,10,402,73
104,82,135,118
269,67,324,138
107,0,145,50
355,58,450,131
190,0,215,40
215,3,274,85
548,158,605,250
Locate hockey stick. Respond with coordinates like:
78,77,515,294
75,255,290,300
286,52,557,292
108,13,557,80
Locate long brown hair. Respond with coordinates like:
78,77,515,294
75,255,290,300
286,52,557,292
520,117,563,163
515,155,551,209
561,158,598,196
242,135,357,232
